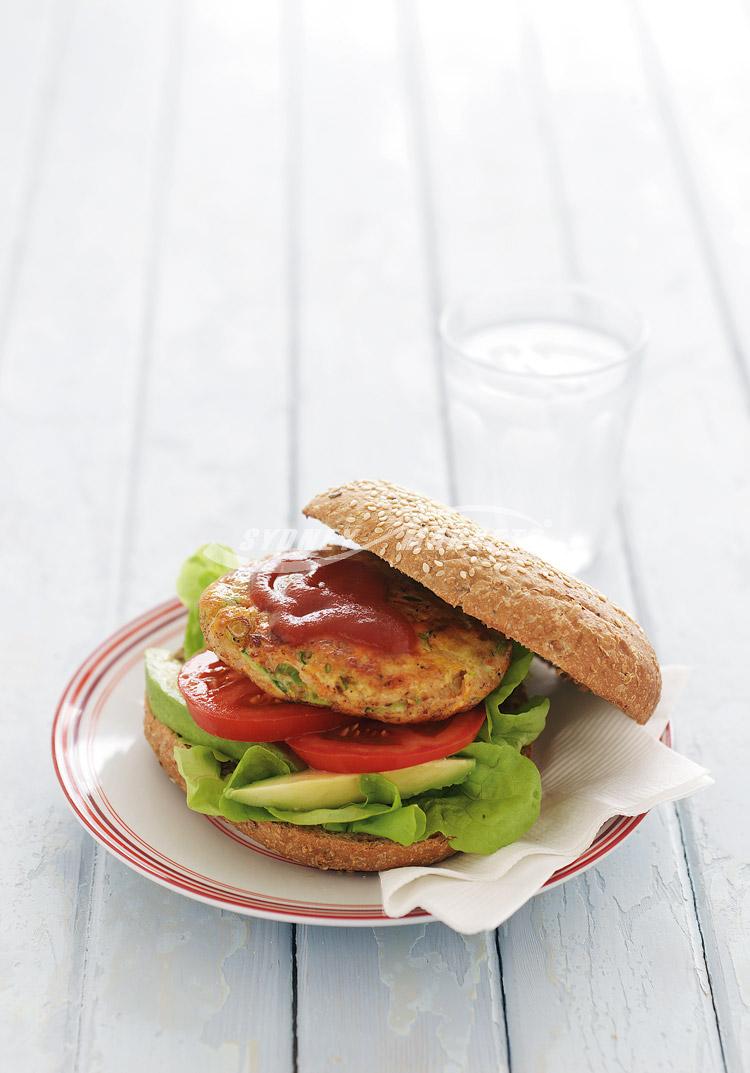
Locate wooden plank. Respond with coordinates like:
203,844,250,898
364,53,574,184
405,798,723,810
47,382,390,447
298,925,507,1073
515,0,747,1067
501,807,722,1072
624,1,750,1066
289,2,508,1069
0,1,177,1068
72,3,295,1071
415,1,727,1070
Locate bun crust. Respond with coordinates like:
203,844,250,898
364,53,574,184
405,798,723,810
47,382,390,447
143,703,455,872
304,479,662,723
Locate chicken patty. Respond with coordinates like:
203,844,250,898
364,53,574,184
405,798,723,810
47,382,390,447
199,549,511,723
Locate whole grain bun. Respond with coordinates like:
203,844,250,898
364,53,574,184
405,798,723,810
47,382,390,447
304,479,661,723
143,703,455,872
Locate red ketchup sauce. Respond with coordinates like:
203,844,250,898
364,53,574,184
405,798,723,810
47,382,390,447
248,552,417,654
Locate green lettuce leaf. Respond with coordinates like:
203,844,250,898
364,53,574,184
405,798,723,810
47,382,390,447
174,746,230,816
411,647,549,854
480,642,533,740
348,804,427,845
175,743,298,822
224,740,302,789
176,543,238,658
486,695,550,751
419,741,542,853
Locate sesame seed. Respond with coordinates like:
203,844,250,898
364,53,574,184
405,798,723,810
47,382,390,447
363,512,371,520
460,570,467,579
422,563,430,574
395,553,402,563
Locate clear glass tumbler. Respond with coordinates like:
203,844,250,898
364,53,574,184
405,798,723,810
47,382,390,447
440,287,647,574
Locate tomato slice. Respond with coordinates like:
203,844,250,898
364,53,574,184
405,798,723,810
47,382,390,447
177,651,354,742
287,705,486,773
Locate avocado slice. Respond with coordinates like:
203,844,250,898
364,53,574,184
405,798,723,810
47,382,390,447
225,757,475,811
145,648,256,761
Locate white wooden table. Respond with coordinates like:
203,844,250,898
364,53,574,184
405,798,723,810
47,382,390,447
2,1,748,1070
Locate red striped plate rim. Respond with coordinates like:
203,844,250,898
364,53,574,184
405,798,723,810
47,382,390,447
51,600,668,926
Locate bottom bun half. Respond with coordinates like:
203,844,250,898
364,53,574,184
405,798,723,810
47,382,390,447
143,702,456,872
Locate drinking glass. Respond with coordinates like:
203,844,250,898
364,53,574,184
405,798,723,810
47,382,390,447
440,287,647,574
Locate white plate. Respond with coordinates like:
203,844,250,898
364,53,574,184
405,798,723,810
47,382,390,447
52,600,663,926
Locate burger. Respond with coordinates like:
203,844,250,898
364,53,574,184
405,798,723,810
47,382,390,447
144,480,661,871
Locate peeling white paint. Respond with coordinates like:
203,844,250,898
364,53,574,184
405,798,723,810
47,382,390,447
76,862,293,1073
373,927,491,1072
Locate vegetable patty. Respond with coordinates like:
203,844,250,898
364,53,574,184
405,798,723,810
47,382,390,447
199,549,511,723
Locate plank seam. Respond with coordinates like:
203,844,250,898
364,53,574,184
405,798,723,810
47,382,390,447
616,502,658,640
502,14,728,1067
291,924,300,1073
68,2,187,1067
67,836,101,1072
494,928,514,1072
521,15,582,283
397,0,458,505
283,0,301,522
0,0,72,382
111,0,187,621
619,502,730,1073
674,802,731,1073
284,8,302,1069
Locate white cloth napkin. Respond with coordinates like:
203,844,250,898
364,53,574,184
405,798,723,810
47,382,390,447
380,665,711,933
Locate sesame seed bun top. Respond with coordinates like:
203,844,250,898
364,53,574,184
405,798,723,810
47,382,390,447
303,479,661,723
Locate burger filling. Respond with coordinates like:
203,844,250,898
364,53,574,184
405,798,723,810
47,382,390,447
198,547,513,722
145,545,549,855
